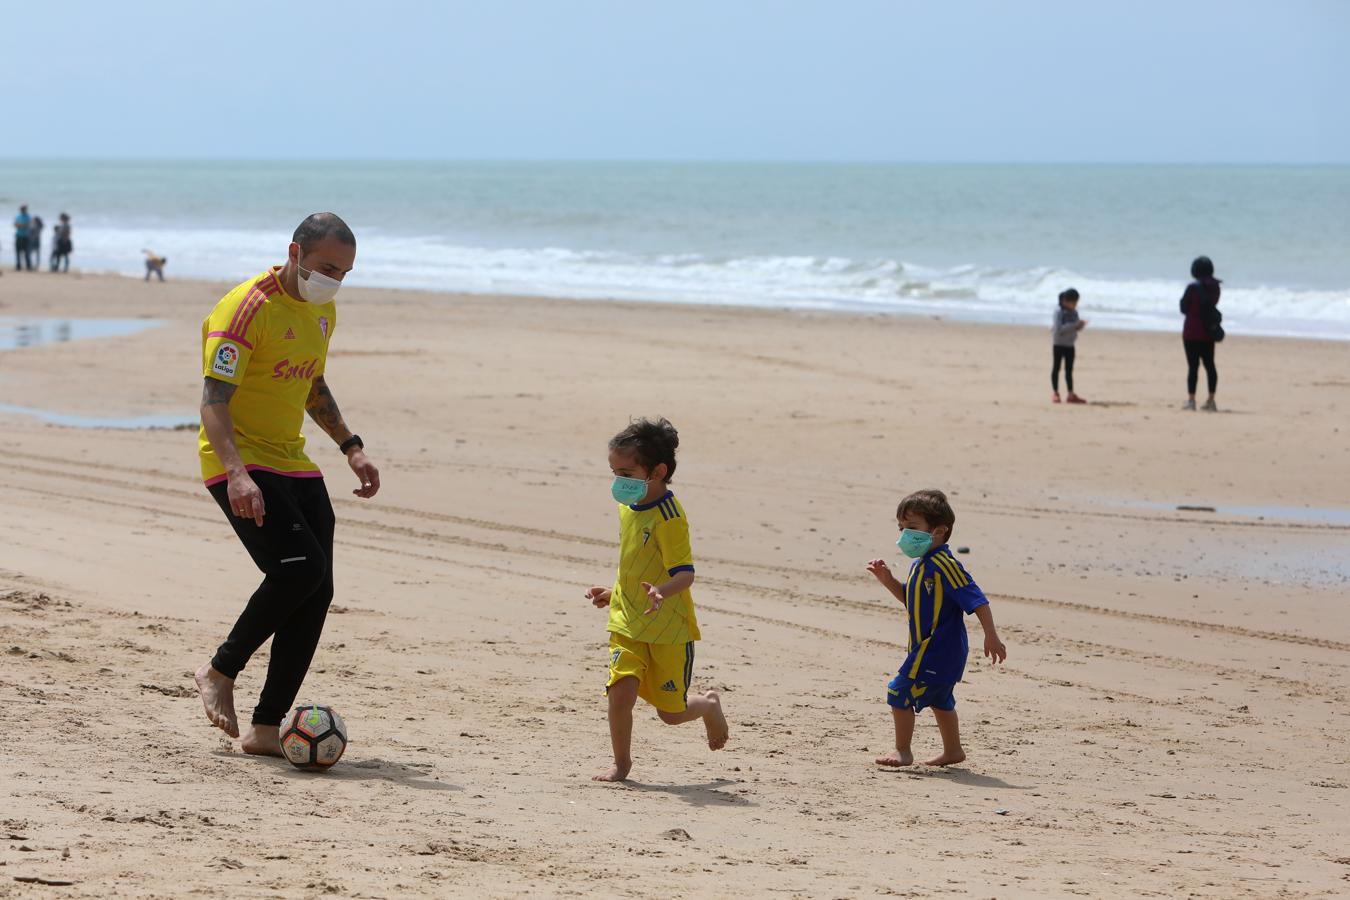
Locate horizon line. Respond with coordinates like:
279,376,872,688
1,156,1348,167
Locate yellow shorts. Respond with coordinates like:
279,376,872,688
607,632,695,714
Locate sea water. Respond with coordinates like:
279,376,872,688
5,160,1348,338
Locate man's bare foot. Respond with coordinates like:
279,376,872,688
194,663,239,738
875,749,914,767
241,724,284,758
923,750,966,767
702,691,729,750
592,760,632,782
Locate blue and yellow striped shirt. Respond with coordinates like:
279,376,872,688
899,545,988,685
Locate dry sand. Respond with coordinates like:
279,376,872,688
1,271,1348,898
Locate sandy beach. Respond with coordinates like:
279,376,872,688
2,271,1348,897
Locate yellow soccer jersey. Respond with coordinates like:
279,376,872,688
198,267,336,485
608,491,701,644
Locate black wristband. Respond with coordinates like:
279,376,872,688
339,434,363,454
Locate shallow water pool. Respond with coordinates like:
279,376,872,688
0,402,195,430
0,316,163,351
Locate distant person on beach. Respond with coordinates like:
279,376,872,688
31,215,44,267
143,249,167,281
50,213,72,273
1051,287,1088,404
584,417,729,782
13,205,33,271
1180,255,1222,411
867,489,1006,768
193,212,381,757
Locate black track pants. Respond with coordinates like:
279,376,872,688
207,472,335,726
1183,339,1217,395
1052,345,1075,393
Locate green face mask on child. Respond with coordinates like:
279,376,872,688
610,475,649,506
896,528,934,558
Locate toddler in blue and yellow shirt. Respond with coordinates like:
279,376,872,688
867,489,1006,767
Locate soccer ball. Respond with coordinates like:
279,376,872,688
279,703,348,770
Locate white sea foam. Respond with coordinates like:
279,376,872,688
72,226,1350,340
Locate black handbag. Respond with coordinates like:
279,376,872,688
1206,305,1225,342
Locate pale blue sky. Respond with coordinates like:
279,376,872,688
8,0,1347,162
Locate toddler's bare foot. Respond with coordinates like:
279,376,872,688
923,750,966,767
194,663,239,738
241,724,284,757
702,691,729,750
875,749,914,767
592,760,632,782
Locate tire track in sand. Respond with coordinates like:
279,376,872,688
9,475,1344,712
10,456,1349,656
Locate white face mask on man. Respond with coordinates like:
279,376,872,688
296,261,342,302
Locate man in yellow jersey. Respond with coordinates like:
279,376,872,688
193,212,380,757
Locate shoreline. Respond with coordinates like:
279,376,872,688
5,267,1349,347
10,157,1350,347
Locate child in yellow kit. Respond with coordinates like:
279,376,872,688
584,417,729,782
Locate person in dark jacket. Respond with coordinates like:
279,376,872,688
1051,287,1088,404
50,213,72,273
1180,256,1221,411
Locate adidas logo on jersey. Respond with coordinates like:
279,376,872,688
660,680,677,692
283,327,296,340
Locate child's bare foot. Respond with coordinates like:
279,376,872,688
923,750,966,767
702,691,729,750
592,759,632,782
240,724,284,757
194,663,239,738
875,749,914,767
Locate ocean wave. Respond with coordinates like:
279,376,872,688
68,226,1350,340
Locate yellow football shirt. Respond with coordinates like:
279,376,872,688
198,267,337,485
608,491,701,644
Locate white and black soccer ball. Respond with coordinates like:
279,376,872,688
279,703,348,770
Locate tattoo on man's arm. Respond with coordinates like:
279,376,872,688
305,376,348,437
201,377,237,406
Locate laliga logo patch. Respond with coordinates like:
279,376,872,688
212,343,239,377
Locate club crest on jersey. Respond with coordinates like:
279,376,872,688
211,342,239,377
924,578,935,594
318,316,329,339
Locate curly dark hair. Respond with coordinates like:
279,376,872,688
609,417,680,482
896,488,956,541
